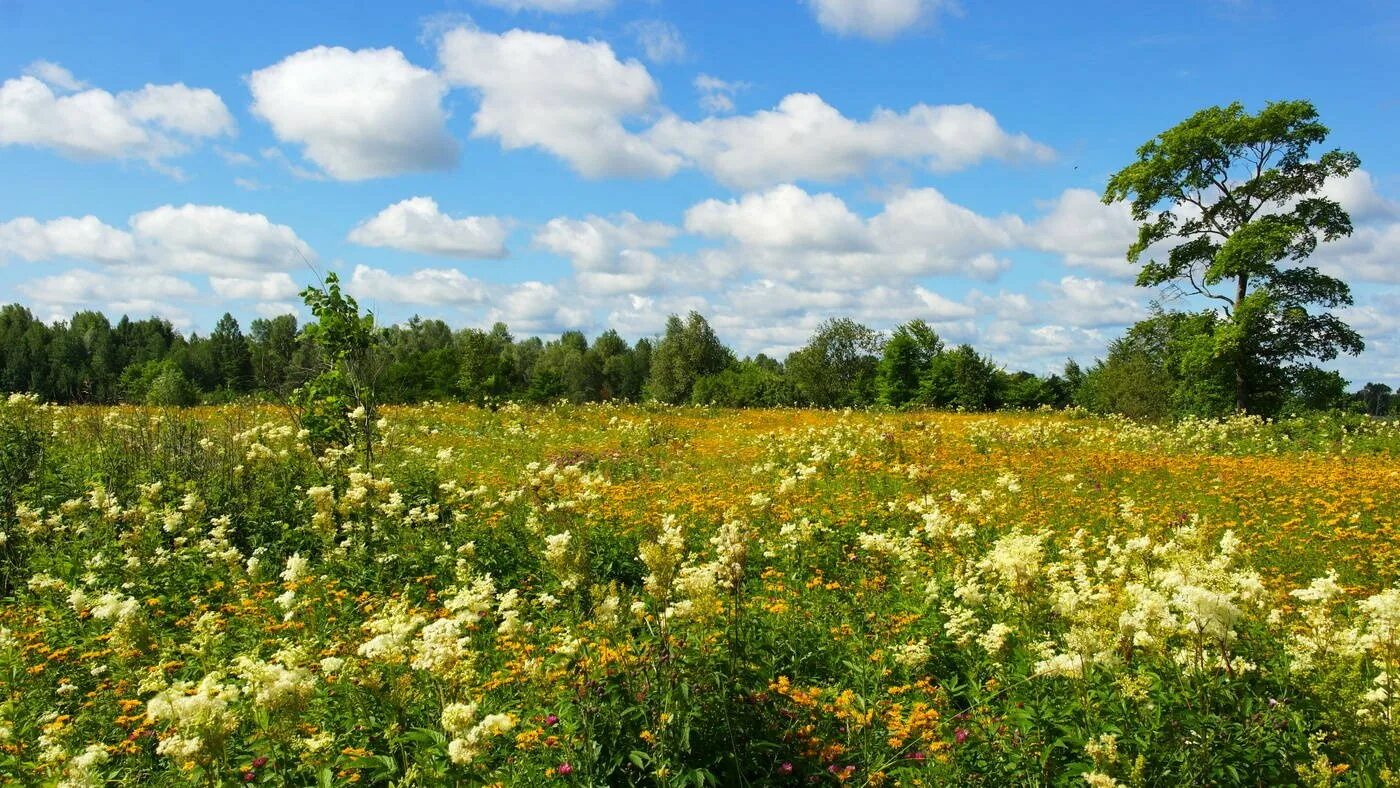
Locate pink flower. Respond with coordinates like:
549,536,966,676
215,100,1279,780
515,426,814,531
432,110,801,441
955,727,970,744
557,762,573,776
545,714,559,726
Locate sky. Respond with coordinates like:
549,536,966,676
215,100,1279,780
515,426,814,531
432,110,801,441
1,0,1398,384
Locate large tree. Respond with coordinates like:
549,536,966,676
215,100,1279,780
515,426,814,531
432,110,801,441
1103,100,1363,412
648,312,733,404
787,318,884,408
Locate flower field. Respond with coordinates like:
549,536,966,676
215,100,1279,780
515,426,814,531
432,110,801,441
1,395,1398,786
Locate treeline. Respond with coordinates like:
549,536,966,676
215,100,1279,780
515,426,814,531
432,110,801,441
0,302,1394,417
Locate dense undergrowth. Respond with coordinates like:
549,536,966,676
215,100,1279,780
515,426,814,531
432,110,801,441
0,395,1397,785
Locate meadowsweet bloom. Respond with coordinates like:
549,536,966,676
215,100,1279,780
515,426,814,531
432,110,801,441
146,673,242,767
235,656,315,714
357,600,428,663
413,617,471,676
979,622,1013,653
441,702,480,736
281,553,309,584
978,531,1046,591
894,639,931,669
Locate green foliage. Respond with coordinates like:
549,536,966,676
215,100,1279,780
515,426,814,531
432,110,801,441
920,344,1003,411
878,320,943,407
144,361,200,407
296,273,380,459
1104,100,1364,412
786,318,883,407
648,312,734,404
691,360,794,407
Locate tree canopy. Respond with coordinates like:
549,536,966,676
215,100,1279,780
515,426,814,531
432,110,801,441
1103,100,1363,412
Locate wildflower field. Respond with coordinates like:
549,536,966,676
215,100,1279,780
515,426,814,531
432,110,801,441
1,395,1398,786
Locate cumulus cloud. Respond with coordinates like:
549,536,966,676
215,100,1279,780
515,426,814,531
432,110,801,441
210,273,300,301
129,204,314,278
686,185,868,251
0,215,136,263
0,63,232,166
349,197,509,259
805,0,961,39
648,93,1053,189
248,46,459,180
1,204,314,306
694,74,747,115
685,183,1019,283
1022,188,1138,276
16,268,199,329
438,27,680,178
1311,170,1400,284
628,20,687,64
1043,275,1147,328
534,213,678,296
535,212,677,268
23,60,86,91
429,25,1049,186
347,264,490,306
487,281,592,331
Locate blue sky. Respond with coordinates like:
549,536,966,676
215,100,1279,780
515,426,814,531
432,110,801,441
2,0,1397,383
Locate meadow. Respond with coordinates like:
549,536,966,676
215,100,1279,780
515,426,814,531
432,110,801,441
1,395,1397,785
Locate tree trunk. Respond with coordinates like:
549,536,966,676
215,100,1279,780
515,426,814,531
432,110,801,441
1234,274,1248,412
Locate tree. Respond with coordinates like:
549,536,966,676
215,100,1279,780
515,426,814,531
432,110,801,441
298,273,383,465
457,328,514,405
249,314,304,396
208,313,253,394
144,361,199,407
692,359,794,407
786,318,883,407
877,320,943,407
920,344,1002,411
1104,100,1363,413
648,313,733,404
1357,382,1393,417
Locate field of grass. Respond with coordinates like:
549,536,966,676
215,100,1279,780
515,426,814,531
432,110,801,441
1,396,1398,785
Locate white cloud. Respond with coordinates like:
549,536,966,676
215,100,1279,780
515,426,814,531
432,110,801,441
1312,169,1400,284
0,215,135,263
488,281,592,331
628,20,687,64
1023,188,1140,276
685,184,1018,283
254,301,302,319
432,26,1047,187
130,204,314,278
535,213,675,268
805,0,960,40
347,264,490,306
0,65,232,165
210,272,300,300
438,27,680,178
349,197,509,259
1,204,314,305
686,184,868,251
23,60,86,91
1043,275,1147,328
248,46,458,180
534,213,678,296
647,93,1053,189
694,74,747,115
474,0,613,12
17,270,200,309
